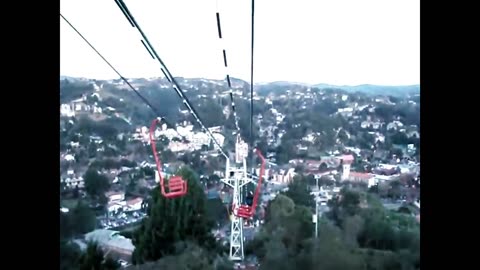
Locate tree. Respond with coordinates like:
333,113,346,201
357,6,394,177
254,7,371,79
256,138,269,158
318,176,335,187
126,242,230,270
259,237,293,270
77,242,120,270
304,174,316,186
275,140,296,164
161,149,176,163
142,167,155,178
318,162,328,172
340,189,362,216
281,176,315,209
60,211,74,240
388,180,403,200
327,189,363,225
311,222,364,270
206,198,228,226
338,129,349,142
60,80,94,103
120,159,137,168
391,148,404,159
61,201,96,238
126,177,137,195
342,215,364,248
103,257,121,270
71,201,97,235
250,195,313,267
207,174,221,188
115,136,127,151
60,240,82,270
84,169,111,199
131,167,218,264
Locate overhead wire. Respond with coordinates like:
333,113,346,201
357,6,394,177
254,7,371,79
215,0,241,136
114,0,228,159
60,14,186,141
249,0,256,174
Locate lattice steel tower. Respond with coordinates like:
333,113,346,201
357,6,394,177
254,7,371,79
221,135,253,261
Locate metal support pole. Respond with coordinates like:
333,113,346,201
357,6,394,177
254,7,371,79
315,200,319,238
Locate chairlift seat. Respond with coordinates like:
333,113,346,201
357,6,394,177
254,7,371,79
163,176,187,198
149,118,188,199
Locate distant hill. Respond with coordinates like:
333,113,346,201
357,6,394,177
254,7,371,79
254,81,419,97
312,83,420,97
60,75,420,97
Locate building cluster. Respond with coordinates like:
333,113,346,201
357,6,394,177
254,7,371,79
285,154,420,188
132,122,226,153
105,191,143,214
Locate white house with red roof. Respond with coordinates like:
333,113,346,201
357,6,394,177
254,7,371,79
347,172,375,187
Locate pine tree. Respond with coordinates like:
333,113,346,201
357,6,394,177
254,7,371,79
131,167,217,264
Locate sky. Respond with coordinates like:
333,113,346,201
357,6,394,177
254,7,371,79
60,0,420,86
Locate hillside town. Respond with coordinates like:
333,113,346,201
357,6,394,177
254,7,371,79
60,76,420,269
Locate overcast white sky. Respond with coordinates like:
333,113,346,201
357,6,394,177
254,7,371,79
60,0,419,86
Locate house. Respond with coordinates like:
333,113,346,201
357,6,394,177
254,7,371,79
304,160,324,170
105,191,125,202
347,172,375,185
126,197,143,211
360,120,381,129
191,132,210,149
70,141,80,148
60,104,76,117
302,133,316,143
212,133,225,150
414,200,420,209
375,164,399,175
373,174,398,183
73,101,91,112
407,144,417,155
62,154,75,162
271,168,296,184
386,121,404,130
208,126,223,133
407,130,419,138
168,141,190,152
288,159,305,166
337,107,354,117
62,176,85,189
89,135,103,144
340,154,354,164
107,201,126,213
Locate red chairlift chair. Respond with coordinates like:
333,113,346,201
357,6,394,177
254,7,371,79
233,148,266,218
149,118,187,198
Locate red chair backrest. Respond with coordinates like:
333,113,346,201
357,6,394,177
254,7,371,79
168,176,185,192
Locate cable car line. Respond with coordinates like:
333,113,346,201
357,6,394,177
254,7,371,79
114,0,228,159
60,14,185,141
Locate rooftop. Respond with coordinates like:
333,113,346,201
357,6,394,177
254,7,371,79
85,229,134,252
105,191,125,197
341,154,355,163
349,172,374,180
126,197,143,206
